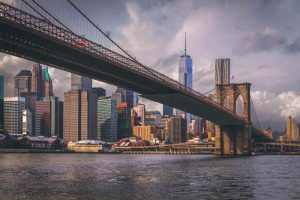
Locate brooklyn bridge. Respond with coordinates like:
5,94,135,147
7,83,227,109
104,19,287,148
0,1,275,155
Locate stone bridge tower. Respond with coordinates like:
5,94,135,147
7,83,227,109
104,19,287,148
215,83,252,155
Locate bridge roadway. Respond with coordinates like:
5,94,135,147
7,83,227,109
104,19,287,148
0,2,271,141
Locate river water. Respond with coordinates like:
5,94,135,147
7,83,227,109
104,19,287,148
0,154,299,200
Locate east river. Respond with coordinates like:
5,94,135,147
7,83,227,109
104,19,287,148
0,154,299,200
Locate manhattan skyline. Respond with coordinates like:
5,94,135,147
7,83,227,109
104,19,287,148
1,0,300,131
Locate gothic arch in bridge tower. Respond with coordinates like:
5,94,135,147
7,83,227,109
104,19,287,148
235,95,244,118
216,83,251,123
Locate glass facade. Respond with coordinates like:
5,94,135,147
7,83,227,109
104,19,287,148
71,73,92,91
14,70,32,97
178,49,193,125
97,97,117,142
4,97,25,134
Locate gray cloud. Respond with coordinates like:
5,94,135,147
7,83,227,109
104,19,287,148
284,38,300,54
233,27,287,56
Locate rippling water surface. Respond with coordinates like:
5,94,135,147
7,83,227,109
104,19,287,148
0,154,299,200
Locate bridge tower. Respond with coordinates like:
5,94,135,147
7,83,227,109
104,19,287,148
215,83,252,155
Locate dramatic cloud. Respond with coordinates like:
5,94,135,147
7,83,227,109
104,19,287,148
252,90,300,131
233,27,287,56
284,38,300,54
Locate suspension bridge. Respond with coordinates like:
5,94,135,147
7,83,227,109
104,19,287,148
0,0,273,155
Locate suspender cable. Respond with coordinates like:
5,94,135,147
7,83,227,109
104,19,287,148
66,0,138,63
30,0,72,32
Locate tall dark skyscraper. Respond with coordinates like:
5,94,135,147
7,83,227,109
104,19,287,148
114,87,138,108
0,75,4,129
92,87,106,97
163,105,173,116
44,67,54,97
31,63,43,98
117,102,132,140
14,70,32,97
215,58,230,85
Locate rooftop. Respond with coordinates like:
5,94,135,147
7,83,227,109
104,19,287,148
16,70,32,77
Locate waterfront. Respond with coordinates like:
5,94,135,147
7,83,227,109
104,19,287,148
0,154,300,200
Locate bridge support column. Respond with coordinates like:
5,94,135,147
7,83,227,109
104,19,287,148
215,124,252,155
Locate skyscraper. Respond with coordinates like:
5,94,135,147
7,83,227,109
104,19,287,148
31,63,43,98
4,97,25,134
133,104,146,125
63,90,92,142
14,70,32,97
64,73,96,142
117,102,132,140
177,32,193,125
113,87,138,108
22,109,32,135
215,58,230,85
43,96,60,136
35,100,51,136
163,105,173,116
170,116,187,144
20,92,38,135
71,73,92,91
286,116,299,142
44,67,54,97
97,97,117,142
92,87,106,97
0,75,4,129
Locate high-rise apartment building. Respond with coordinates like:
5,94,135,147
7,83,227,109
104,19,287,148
286,116,299,142
14,70,32,97
20,92,38,135
71,73,92,91
133,104,146,125
22,109,32,135
97,97,117,142
4,97,25,134
63,89,96,142
177,33,193,125
145,111,162,127
0,75,4,129
215,58,230,85
159,116,187,143
170,116,187,144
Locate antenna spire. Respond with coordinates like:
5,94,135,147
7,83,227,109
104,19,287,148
184,32,187,57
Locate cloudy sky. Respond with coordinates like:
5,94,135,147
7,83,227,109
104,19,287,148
1,0,300,131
